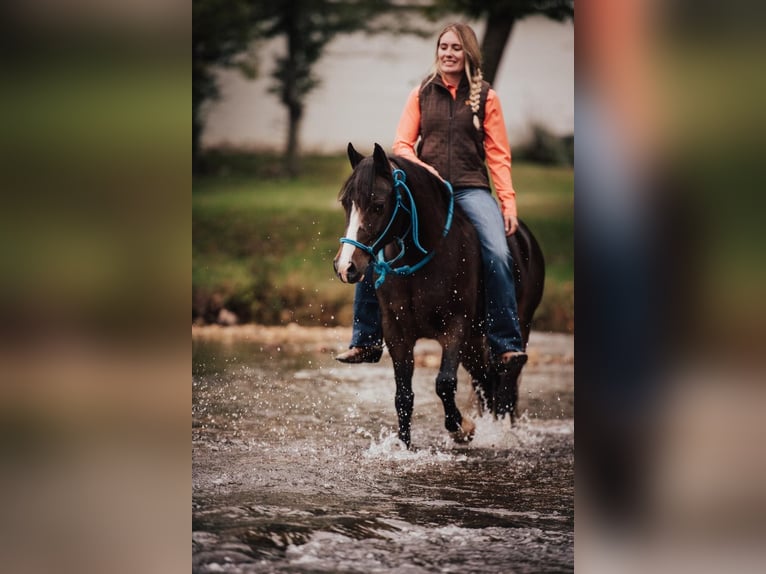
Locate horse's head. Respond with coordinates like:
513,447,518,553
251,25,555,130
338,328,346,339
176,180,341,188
334,143,402,284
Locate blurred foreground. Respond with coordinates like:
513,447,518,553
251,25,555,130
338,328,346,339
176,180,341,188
576,1,766,572
0,2,190,574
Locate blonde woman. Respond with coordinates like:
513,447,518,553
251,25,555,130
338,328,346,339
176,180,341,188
337,23,526,367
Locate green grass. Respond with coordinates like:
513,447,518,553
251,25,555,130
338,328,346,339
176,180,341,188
193,153,573,332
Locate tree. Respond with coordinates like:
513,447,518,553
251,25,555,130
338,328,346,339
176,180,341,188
193,0,267,174
260,1,428,177
193,0,428,177
428,0,574,84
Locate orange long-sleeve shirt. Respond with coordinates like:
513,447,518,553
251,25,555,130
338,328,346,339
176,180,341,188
392,80,518,217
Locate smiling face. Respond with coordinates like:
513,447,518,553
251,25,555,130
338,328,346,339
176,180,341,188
437,29,465,82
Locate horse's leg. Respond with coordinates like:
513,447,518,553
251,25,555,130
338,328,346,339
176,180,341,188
460,335,492,415
494,355,527,422
436,342,475,443
387,342,416,448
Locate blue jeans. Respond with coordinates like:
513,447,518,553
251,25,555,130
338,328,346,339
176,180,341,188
350,272,383,348
349,187,523,354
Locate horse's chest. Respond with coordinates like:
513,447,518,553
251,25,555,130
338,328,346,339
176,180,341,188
378,274,474,330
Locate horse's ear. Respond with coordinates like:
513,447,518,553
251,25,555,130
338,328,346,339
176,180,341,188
372,143,389,177
347,143,364,168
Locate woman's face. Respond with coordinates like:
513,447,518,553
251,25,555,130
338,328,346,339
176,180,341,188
437,30,465,78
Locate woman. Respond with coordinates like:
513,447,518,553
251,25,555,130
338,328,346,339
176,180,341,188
336,22,526,366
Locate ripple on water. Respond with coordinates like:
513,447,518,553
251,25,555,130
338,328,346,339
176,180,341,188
193,336,573,573
281,523,574,574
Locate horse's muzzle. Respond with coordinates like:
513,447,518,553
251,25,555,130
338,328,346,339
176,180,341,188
333,258,365,284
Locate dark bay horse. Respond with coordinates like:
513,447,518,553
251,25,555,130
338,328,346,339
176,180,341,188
333,143,544,448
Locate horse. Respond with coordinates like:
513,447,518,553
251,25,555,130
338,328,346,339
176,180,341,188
333,143,545,448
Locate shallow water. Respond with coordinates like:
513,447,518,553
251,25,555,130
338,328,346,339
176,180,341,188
192,331,574,573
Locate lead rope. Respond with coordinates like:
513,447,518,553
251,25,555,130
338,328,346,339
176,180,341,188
339,168,454,289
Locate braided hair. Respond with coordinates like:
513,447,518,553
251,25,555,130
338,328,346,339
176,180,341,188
467,66,483,130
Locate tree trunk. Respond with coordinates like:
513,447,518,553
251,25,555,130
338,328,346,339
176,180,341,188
192,66,212,176
283,7,303,178
481,15,516,85
285,101,303,178
193,115,203,175
193,93,206,175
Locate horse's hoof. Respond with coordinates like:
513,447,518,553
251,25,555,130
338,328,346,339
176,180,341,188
450,417,476,443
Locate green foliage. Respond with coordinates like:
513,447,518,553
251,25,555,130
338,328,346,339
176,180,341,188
193,153,352,324
260,1,432,176
193,1,428,175
193,152,573,332
264,1,393,102
513,124,574,166
193,0,265,171
427,0,573,21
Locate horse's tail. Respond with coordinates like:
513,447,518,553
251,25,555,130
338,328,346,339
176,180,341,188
508,219,546,346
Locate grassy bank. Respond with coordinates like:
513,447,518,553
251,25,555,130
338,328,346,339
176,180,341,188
193,152,573,332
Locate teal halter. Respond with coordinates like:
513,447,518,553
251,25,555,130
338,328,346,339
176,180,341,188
340,168,454,288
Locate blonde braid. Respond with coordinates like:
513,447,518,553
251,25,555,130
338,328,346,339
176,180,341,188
469,68,483,130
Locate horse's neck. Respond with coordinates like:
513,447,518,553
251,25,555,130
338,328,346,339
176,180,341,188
404,176,448,249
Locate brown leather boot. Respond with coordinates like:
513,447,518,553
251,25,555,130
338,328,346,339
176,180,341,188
498,351,528,366
335,346,383,364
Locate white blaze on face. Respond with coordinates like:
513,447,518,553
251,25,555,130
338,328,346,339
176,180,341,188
337,202,362,283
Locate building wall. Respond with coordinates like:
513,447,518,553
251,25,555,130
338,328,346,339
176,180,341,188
202,16,574,153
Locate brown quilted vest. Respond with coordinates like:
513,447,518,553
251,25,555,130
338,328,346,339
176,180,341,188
417,75,491,189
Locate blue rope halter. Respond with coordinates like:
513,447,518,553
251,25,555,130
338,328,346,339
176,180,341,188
340,167,454,288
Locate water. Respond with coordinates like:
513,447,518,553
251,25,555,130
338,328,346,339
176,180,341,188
193,330,574,573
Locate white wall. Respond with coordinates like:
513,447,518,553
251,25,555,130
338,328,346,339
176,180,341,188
201,15,574,153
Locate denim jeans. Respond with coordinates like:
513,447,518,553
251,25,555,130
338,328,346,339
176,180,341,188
349,187,523,354
349,271,382,348
455,187,523,353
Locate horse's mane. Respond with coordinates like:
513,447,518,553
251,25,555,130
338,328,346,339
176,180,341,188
338,159,371,206
390,155,445,193
338,153,450,212
390,156,456,225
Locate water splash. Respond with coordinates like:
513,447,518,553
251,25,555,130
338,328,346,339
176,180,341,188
193,335,574,572
363,429,468,463
466,411,537,449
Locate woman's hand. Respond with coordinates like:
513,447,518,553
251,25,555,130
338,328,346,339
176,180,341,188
504,214,518,236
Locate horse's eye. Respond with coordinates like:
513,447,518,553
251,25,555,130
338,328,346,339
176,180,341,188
372,202,385,213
